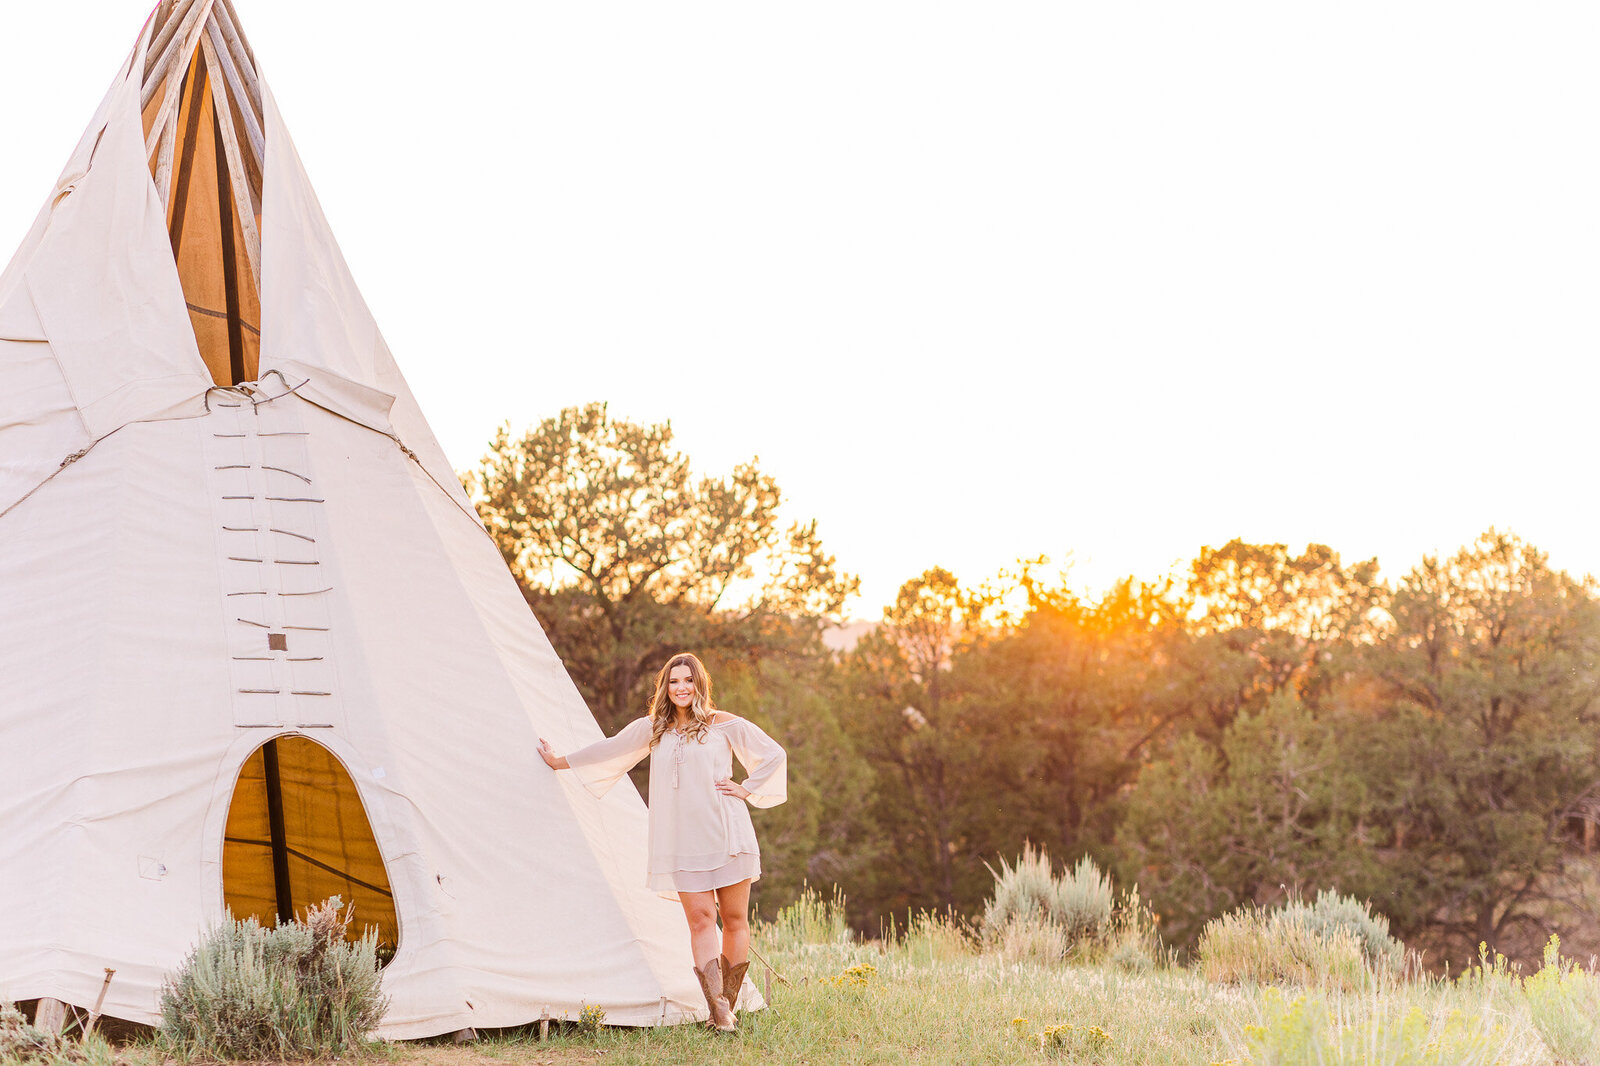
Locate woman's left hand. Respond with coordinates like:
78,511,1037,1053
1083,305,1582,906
715,778,750,800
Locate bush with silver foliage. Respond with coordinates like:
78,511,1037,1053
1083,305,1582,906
158,897,388,1060
980,845,1153,966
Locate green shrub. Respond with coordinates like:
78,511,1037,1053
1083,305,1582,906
984,845,1114,945
158,897,388,1060
1200,907,1361,989
1523,934,1600,1064
1199,893,1402,989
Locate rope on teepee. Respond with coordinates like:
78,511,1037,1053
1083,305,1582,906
0,426,127,525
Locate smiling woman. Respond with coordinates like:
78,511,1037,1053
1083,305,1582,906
539,651,788,1034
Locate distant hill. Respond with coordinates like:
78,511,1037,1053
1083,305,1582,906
822,620,875,653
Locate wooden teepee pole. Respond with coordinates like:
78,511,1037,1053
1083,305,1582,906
141,0,205,110
204,16,264,170
142,0,218,159
211,0,262,121
143,0,194,85
201,30,261,291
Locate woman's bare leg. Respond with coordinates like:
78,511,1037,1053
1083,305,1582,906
714,879,752,966
678,890,722,968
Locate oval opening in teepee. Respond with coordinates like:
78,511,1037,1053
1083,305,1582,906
222,736,399,962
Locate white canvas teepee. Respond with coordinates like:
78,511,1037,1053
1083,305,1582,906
0,0,722,1038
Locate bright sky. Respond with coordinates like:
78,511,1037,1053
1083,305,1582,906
2,2,1597,615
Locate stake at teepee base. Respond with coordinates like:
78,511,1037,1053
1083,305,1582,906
84,970,117,1037
0,0,759,1040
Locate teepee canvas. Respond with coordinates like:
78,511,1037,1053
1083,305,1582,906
0,0,719,1037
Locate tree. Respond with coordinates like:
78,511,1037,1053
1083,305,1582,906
842,568,979,912
969,574,1195,868
711,653,879,919
467,403,856,729
831,567,1033,915
1117,693,1372,948
1352,530,1600,961
1184,540,1384,740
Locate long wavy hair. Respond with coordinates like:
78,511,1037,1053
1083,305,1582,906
647,652,716,749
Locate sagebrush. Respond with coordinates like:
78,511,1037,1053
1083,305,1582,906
981,846,1157,968
158,897,388,1060
1199,891,1402,988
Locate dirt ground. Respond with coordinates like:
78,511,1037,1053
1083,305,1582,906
399,1046,599,1066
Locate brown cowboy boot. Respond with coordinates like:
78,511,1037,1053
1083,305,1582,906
720,954,750,1012
693,958,736,1033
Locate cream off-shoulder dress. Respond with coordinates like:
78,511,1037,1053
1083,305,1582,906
565,714,788,897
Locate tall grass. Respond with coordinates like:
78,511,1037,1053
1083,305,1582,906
1237,982,1545,1065
464,892,1554,1066
880,908,977,966
757,884,853,956
70,878,1574,1066
1522,935,1600,1064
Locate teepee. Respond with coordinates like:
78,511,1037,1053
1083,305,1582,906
0,0,719,1038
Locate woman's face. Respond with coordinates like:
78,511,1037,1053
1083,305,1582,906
668,664,696,710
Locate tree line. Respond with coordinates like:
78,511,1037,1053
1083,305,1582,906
468,403,1600,968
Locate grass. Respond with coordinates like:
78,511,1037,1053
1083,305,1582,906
367,943,1554,1066
384,899,1560,1066
5,898,1590,1066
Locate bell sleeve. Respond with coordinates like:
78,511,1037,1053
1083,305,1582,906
563,717,653,798
726,717,788,809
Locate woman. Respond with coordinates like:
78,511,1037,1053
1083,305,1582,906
538,652,786,1034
